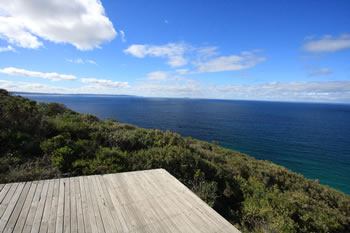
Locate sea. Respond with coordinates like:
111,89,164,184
19,93,350,194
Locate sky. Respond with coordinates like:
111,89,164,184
0,0,350,103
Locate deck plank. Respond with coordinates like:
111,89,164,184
91,175,114,233
0,169,240,233
39,179,55,233
86,176,105,233
75,177,85,233
70,177,78,233
55,178,66,233
79,176,91,233
47,179,59,233
98,175,124,233
22,180,44,233
12,182,37,233
0,184,12,204
103,174,130,233
3,182,31,233
0,182,19,218
0,182,25,232
82,176,99,233
63,178,71,233
30,180,50,233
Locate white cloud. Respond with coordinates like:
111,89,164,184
176,69,189,74
309,68,333,77
0,80,130,94
119,30,126,42
0,45,15,52
0,17,43,48
86,60,97,65
125,43,264,72
0,0,116,50
210,81,350,102
196,46,218,61
80,78,129,89
0,67,77,81
145,71,168,81
67,58,84,64
303,34,350,52
67,58,97,65
0,80,70,93
2,78,350,103
124,43,188,67
132,79,350,102
195,51,265,73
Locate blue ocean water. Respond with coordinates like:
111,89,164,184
20,94,350,194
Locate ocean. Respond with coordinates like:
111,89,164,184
19,93,350,194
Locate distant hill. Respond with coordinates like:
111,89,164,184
1,88,349,233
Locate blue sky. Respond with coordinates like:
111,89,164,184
0,0,350,102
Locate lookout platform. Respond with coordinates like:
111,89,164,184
0,169,240,233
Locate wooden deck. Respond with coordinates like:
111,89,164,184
0,169,240,233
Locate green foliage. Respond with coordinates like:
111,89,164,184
1,88,350,233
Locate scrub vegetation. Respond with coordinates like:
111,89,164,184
1,89,349,233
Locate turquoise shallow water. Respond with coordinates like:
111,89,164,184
20,93,350,194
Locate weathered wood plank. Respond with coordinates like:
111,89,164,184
94,175,118,233
39,179,55,233
63,177,71,233
79,176,92,233
22,180,44,233
0,182,25,232
85,176,105,233
30,179,50,233
98,175,123,233
55,178,66,233
0,169,240,233
3,182,31,233
0,184,12,204
12,182,37,233
82,176,98,233
0,184,5,193
75,177,85,233
91,175,114,233
70,177,78,233
103,175,130,233
47,179,59,233
0,183,19,218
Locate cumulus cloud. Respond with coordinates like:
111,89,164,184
0,67,77,81
125,42,265,72
303,34,350,52
195,51,265,73
145,71,168,81
0,45,15,52
0,0,116,50
308,68,333,77
124,43,188,67
80,78,129,89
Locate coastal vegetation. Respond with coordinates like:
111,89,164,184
1,89,349,233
